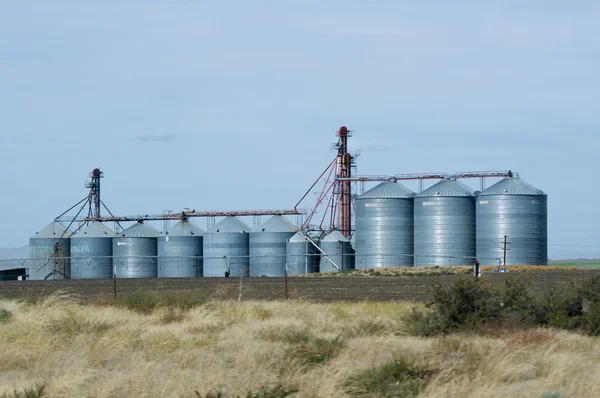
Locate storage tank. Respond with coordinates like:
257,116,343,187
112,221,159,278
286,231,319,276
414,180,475,266
203,216,251,277
157,220,204,277
249,215,298,277
320,230,354,272
476,177,548,265
29,221,72,280
354,182,415,268
70,222,114,279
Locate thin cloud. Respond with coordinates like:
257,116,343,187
137,134,177,143
46,137,57,143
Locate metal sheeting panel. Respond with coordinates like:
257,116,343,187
203,232,249,277
157,236,203,277
204,216,250,277
414,195,476,266
357,181,414,199
29,237,71,280
476,194,548,265
249,216,297,277
478,177,545,196
320,231,354,273
112,237,158,278
286,232,319,276
354,196,414,268
249,232,295,276
29,222,72,280
70,222,114,279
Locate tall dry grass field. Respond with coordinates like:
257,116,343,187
0,293,599,397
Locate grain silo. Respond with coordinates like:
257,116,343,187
319,230,354,272
354,182,415,268
414,180,475,266
203,216,251,277
286,231,319,276
112,221,159,278
157,220,204,277
70,222,114,279
29,221,72,280
476,177,548,265
249,215,298,277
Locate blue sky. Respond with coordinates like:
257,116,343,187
0,1,598,258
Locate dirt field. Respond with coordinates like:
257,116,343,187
1,270,600,303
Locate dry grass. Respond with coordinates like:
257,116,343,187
0,295,599,397
299,264,592,277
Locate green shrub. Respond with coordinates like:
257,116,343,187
346,357,434,397
285,335,344,368
0,308,12,324
124,289,161,314
1,384,46,398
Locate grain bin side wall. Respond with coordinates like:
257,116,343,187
354,198,414,268
157,236,203,277
476,195,548,265
71,237,113,279
249,232,295,277
203,233,249,277
414,196,476,266
286,241,319,276
28,237,71,280
112,237,157,278
320,241,354,273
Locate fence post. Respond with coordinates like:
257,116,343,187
284,265,289,300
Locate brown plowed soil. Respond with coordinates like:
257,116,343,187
2,270,600,303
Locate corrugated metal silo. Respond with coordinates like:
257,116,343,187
354,182,415,268
158,220,204,277
249,215,298,277
320,230,354,272
29,222,72,280
286,231,319,276
71,222,114,279
203,216,251,277
112,221,159,278
476,177,548,265
414,180,475,266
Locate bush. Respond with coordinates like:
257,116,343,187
124,289,161,314
407,276,600,337
345,357,434,397
0,308,12,324
408,277,500,336
1,384,46,398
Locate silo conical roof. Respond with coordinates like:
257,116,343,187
415,180,474,198
357,182,414,199
119,221,160,238
31,221,72,239
73,222,115,238
165,220,204,236
252,215,298,233
288,231,309,243
322,230,350,243
206,216,251,233
478,177,545,196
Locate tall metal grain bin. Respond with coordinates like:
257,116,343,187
354,182,415,268
249,215,297,277
286,231,319,276
112,221,159,278
476,177,548,265
320,230,354,272
29,221,72,280
203,216,251,277
71,222,114,279
414,180,475,266
158,220,204,278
